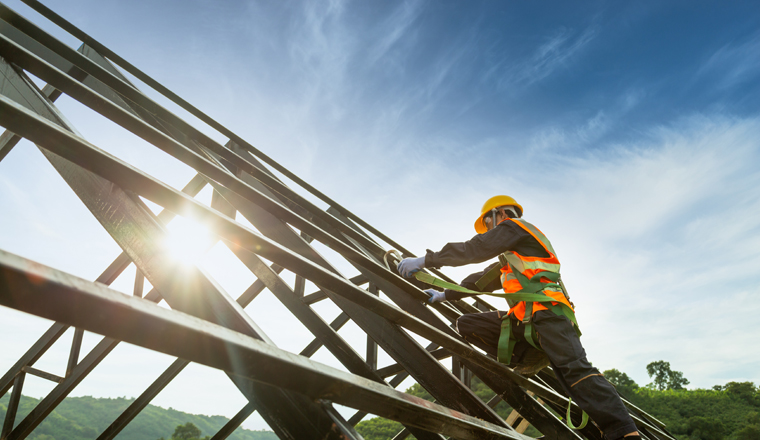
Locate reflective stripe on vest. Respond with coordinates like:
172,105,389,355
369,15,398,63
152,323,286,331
500,218,572,320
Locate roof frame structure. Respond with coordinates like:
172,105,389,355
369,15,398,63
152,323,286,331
0,1,676,439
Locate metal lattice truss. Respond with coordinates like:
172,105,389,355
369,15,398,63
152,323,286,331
0,2,677,439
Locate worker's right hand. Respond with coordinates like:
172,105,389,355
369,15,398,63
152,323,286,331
424,289,446,303
397,256,425,278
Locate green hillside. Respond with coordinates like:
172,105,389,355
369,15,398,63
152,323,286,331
4,363,758,440
0,394,277,440
356,363,760,440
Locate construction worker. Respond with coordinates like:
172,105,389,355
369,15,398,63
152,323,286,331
397,195,640,440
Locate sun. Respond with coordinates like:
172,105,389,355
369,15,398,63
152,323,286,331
163,216,215,267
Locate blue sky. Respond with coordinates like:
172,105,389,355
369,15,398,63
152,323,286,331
1,0,760,433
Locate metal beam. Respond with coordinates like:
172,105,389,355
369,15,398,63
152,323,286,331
0,127,19,162
0,14,477,311
20,366,62,384
0,249,529,440
208,402,256,440
65,329,83,377
1,372,24,439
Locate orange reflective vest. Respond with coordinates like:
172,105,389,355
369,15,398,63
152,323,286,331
498,218,574,321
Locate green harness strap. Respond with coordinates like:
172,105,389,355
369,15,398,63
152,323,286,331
415,270,580,331
498,317,516,368
474,255,506,290
414,269,580,358
566,398,590,430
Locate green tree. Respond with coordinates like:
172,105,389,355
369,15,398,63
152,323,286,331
167,422,209,440
725,382,757,405
646,360,689,391
686,416,725,440
748,411,760,425
404,383,433,401
735,424,760,440
736,412,760,440
604,368,638,395
354,417,407,440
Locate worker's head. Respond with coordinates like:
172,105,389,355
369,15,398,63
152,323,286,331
474,195,523,234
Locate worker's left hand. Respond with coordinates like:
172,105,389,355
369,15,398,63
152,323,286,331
397,256,425,278
424,289,446,303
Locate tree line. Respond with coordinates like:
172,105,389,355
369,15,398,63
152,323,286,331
356,360,760,440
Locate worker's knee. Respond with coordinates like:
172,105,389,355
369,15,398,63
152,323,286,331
455,312,503,357
558,359,603,386
455,314,477,334
456,311,503,337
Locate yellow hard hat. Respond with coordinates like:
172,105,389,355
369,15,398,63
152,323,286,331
474,195,523,234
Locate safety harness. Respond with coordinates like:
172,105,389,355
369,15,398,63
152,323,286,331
413,264,580,365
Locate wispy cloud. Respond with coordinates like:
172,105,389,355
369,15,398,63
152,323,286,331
494,25,598,91
528,110,610,153
699,32,760,89
366,0,426,66
286,0,356,121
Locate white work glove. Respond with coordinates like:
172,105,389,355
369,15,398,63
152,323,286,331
397,256,425,278
424,289,446,304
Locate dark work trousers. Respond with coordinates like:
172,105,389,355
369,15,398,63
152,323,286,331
456,309,638,440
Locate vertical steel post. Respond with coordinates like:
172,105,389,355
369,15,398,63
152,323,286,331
366,283,379,370
133,268,144,298
1,373,25,439
65,329,83,378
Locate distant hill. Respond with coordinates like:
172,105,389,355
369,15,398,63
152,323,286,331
0,394,277,440
356,369,760,440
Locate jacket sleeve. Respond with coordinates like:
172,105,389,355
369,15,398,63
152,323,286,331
424,221,526,269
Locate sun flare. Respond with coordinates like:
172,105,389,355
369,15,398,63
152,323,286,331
163,216,215,266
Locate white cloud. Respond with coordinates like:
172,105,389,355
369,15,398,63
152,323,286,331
495,25,598,91
517,114,760,387
699,32,760,89
528,110,610,154
366,0,426,66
